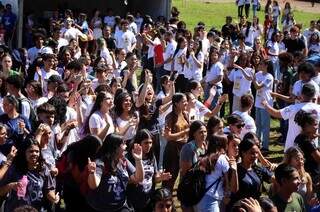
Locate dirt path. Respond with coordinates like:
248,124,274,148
198,0,320,14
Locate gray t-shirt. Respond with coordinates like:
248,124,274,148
180,141,206,165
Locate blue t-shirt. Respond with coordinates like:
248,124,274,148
0,114,31,146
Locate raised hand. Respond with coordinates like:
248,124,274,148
132,144,142,161
159,171,172,181
87,158,96,174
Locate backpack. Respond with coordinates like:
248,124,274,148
18,97,38,132
177,162,221,207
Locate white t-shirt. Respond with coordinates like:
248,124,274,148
237,0,245,6
57,38,69,51
147,37,161,59
292,80,320,100
129,22,138,35
100,47,113,65
61,106,80,153
272,5,281,17
228,68,253,97
103,16,115,27
280,102,320,151
116,117,136,141
233,110,256,139
34,69,60,96
30,97,48,109
205,61,224,88
173,48,187,75
266,41,280,63
89,111,115,136
185,52,205,81
205,154,229,200
254,71,274,109
63,27,85,42
114,30,136,53
309,43,320,54
163,40,177,71
114,60,127,77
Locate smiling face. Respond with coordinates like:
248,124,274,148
122,95,132,112
0,127,7,145
141,138,153,155
193,126,207,143
242,145,259,165
26,144,40,168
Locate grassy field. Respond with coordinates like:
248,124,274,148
172,0,320,30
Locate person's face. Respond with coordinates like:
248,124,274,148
26,144,40,167
59,91,70,102
228,138,240,158
118,49,126,61
41,130,52,145
63,51,72,62
230,122,244,135
101,93,114,110
290,31,299,40
111,81,122,94
155,199,173,212
97,57,106,67
146,85,154,102
39,113,55,126
127,55,138,67
304,119,318,137
122,96,132,112
283,170,301,193
176,96,188,111
290,152,304,170
122,23,129,31
44,58,55,69
2,56,12,70
191,83,202,98
0,128,7,145
226,18,232,24
299,71,311,82
180,39,187,49
253,55,261,65
35,37,44,47
187,94,196,108
117,141,127,160
242,145,259,165
141,138,153,155
194,126,207,143
3,97,14,114
275,33,281,42
210,52,219,63
213,121,224,135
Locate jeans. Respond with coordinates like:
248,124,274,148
252,4,258,17
278,100,288,143
195,194,221,212
256,107,270,150
238,5,244,17
272,59,281,82
245,4,250,18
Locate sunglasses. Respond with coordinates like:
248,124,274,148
236,124,245,129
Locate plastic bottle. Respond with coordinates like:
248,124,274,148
17,175,28,198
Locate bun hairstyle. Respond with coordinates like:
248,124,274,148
294,110,316,129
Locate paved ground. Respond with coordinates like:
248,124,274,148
197,0,320,13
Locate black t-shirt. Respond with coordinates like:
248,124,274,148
295,134,320,179
283,38,306,54
138,99,162,133
104,37,116,52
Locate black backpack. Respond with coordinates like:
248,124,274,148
177,163,221,207
18,97,38,132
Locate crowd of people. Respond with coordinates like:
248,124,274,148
0,1,319,212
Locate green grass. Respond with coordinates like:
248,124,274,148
172,0,320,30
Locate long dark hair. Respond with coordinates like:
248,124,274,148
173,36,186,58
96,133,125,175
129,129,154,161
207,116,222,137
188,120,206,142
114,91,134,117
167,93,187,132
82,91,111,135
14,137,45,174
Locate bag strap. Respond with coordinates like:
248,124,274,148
204,176,221,194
